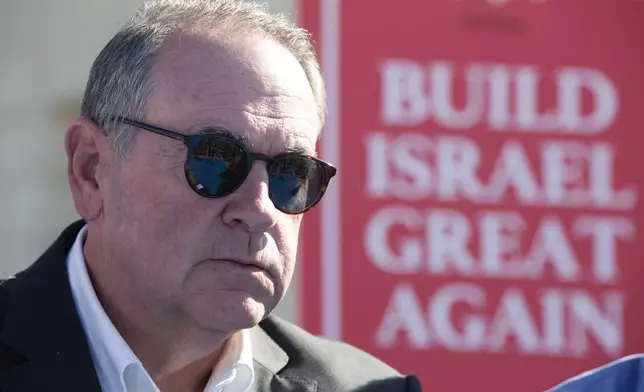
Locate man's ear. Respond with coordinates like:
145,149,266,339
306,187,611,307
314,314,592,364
64,116,111,222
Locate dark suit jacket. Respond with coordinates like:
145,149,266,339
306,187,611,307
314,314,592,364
0,221,422,392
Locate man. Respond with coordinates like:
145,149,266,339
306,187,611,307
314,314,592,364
548,355,644,392
0,1,422,391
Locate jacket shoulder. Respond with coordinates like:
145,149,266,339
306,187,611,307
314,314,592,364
260,316,421,391
0,278,13,324
0,277,27,367
549,355,644,392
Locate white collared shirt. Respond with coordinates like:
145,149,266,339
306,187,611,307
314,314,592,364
67,225,255,392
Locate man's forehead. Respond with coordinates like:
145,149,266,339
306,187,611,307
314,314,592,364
147,30,321,155
153,30,315,101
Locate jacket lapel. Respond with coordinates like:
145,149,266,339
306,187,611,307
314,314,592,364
0,220,102,392
250,326,317,392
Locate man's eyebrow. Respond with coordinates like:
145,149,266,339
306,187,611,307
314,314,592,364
192,125,318,156
285,143,317,157
195,126,249,145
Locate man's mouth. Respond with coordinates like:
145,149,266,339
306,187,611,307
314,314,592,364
205,258,274,278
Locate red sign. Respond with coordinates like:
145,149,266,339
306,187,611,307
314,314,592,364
298,1,644,390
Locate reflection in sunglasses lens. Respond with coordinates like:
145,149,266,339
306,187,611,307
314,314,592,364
186,136,329,213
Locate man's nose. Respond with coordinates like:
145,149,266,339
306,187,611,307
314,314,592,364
221,162,279,233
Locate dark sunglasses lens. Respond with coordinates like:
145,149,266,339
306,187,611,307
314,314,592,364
185,137,248,197
268,156,326,213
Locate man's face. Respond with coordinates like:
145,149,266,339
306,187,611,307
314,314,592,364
98,32,321,332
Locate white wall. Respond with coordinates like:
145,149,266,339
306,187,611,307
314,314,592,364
0,0,299,323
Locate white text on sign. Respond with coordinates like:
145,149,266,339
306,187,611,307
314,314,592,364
363,59,638,358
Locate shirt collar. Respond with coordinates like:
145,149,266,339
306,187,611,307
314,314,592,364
67,225,143,392
206,329,255,391
67,225,255,392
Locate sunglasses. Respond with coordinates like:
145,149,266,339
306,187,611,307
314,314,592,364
107,117,336,215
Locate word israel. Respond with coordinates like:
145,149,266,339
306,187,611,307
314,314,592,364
365,133,637,210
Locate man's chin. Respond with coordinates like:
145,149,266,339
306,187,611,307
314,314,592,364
190,293,270,332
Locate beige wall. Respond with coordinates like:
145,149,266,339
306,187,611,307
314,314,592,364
0,0,299,323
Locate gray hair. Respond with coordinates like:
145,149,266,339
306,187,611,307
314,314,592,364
81,0,326,157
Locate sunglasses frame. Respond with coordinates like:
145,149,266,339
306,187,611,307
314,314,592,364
107,117,336,214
